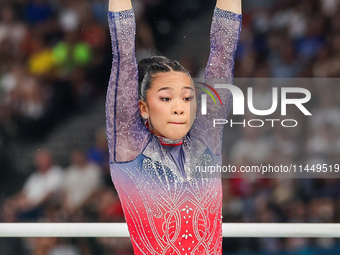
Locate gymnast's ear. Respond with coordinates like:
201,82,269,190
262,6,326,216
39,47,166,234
138,100,149,119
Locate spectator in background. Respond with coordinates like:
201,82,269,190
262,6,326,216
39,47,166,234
3,149,64,221
23,149,63,206
2,65,50,119
1,64,57,140
62,149,101,220
53,31,92,78
27,34,55,76
268,34,305,77
295,15,326,59
53,2,92,79
0,4,27,63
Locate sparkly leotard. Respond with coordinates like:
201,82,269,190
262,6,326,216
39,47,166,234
107,8,242,255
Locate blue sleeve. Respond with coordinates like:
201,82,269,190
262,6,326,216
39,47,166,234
106,9,151,163
191,8,242,155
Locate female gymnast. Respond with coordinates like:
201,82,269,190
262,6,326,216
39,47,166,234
106,0,242,254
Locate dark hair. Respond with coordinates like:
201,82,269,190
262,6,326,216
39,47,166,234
138,56,190,100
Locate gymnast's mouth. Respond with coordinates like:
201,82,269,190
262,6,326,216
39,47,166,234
168,122,185,125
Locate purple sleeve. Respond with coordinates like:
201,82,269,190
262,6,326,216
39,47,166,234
191,8,242,154
106,9,151,163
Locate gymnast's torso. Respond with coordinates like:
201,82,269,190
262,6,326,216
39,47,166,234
111,135,223,254
106,8,242,255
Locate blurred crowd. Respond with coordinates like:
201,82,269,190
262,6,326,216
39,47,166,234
0,129,133,254
0,0,340,254
219,0,340,254
0,0,112,144
234,0,340,79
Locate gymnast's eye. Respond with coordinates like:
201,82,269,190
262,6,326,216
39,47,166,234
160,97,171,102
184,96,194,102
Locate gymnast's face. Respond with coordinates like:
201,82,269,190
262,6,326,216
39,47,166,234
139,71,197,140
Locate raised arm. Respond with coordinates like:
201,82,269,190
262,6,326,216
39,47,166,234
191,0,242,155
106,0,151,163
205,0,242,82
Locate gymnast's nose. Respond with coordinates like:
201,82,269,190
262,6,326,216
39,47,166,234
173,100,184,115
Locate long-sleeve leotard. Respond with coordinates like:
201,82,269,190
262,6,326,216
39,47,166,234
107,8,242,254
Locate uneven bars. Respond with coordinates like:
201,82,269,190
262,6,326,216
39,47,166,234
1,223,340,238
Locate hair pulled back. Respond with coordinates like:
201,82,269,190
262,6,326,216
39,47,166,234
138,56,190,100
